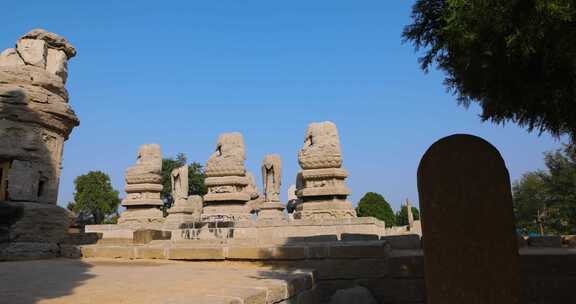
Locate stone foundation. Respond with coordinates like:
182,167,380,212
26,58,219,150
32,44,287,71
0,201,72,260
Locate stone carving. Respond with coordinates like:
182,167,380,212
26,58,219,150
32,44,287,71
262,154,281,202
417,134,520,303
205,132,246,177
298,121,342,169
258,154,284,219
203,133,251,221
0,29,78,204
118,144,164,226
294,122,356,219
165,195,203,229
171,165,188,206
165,165,203,228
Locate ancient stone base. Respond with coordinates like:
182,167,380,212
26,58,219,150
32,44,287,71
117,207,164,228
293,200,356,220
163,213,200,230
0,201,72,260
172,217,385,241
202,203,252,222
258,202,285,220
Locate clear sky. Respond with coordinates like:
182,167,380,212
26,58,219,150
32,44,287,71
1,1,565,211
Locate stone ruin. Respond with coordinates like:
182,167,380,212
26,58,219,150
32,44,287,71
0,29,78,204
294,121,357,219
164,165,202,229
202,132,252,221
118,144,164,226
258,154,285,219
0,29,79,258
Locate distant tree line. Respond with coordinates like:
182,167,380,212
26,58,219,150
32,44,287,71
513,144,576,235
355,192,420,228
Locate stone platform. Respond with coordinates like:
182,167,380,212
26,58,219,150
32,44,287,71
85,217,387,243
0,258,318,304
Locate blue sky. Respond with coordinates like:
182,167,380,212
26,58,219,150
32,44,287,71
2,1,564,211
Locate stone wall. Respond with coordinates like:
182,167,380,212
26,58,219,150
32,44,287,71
73,233,576,304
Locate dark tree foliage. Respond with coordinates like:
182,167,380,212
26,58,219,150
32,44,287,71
513,144,576,235
161,153,207,209
395,205,421,226
356,192,396,227
403,0,576,139
68,171,120,224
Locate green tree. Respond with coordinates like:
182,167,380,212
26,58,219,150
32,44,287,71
395,205,421,226
161,153,207,209
403,0,576,139
513,144,576,235
69,171,120,224
356,192,396,227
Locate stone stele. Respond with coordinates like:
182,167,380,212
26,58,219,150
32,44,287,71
294,121,356,219
203,132,251,221
417,134,521,304
118,144,164,226
258,154,285,219
164,166,203,229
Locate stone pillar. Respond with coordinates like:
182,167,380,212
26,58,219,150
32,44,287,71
406,199,414,229
203,133,251,221
118,144,164,226
294,121,356,219
258,154,285,219
417,134,521,304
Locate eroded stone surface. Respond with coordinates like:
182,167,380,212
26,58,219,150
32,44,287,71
0,29,78,205
417,134,521,304
16,38,46,68
0,48,25,67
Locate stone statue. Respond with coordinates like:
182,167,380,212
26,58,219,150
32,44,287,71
295,121,356,220
203,132,251,221
171,165,188,206
262,154,281,202
257,154,285,220
119,144,164,226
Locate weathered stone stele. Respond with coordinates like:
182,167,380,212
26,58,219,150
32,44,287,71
417,134,521,304
118,144,164,226
258,154,285,219
164,166,203,229
203,133,251,220
0,29,78,259
294,121,356,219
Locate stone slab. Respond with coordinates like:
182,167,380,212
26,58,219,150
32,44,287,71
0,258,317,304
527,236,562,248
417,134,521,303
